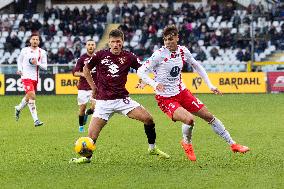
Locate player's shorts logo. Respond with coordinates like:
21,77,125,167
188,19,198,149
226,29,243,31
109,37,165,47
170,66,180,77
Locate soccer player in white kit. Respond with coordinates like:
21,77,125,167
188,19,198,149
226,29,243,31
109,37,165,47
15,33,47,126
137,25,249,161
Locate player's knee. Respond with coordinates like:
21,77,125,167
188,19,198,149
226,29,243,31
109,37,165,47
185,117,195,126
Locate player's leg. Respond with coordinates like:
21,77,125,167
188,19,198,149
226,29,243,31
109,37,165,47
70,117,107,164
15,95,28,121
172,107,196,161
156,93,196,160
121,97,169,158
20,79,42,126
85,98,95,116
127,106,170,159
78,103,87,132
77,90,91,131
193,106,249,153
26,90,43,126
70,100,111,164
15,80,30,121
83,98,95,125
88,117,107,144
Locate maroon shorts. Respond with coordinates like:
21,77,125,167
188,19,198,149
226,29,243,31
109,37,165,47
22,79,37,93
155,89,204,119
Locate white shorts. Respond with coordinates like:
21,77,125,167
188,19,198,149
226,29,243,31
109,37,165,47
93,97,140,121
77,90,95,105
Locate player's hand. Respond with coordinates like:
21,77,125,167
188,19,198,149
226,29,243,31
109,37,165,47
136,79,147,89
156,83,165,92
16,71,22,76
211,87,223,95
31,58,37,65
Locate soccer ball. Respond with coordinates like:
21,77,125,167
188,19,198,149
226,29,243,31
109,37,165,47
74,137,96,157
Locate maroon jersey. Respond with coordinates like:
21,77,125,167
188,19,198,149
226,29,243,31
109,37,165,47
72,53,96,90
87,49,141,100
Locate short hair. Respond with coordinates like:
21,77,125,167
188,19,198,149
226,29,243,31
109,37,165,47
86,39,95,43
163,25,179,38
109,29,124,40
30,33,39,38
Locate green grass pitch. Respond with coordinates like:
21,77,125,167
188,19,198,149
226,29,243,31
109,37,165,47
0,94,283,189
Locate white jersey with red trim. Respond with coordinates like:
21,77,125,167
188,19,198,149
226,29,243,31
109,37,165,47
137,45,215,97
17,47,47,81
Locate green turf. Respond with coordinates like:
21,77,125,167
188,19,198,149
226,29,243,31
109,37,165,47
0,94,283,189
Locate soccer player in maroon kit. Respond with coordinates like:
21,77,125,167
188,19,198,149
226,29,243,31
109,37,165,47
72,39,96,133
70,29,169,163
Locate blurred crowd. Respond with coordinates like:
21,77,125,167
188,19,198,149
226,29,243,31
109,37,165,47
0,0,284,66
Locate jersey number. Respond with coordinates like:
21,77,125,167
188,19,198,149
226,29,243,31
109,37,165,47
192,98,203,108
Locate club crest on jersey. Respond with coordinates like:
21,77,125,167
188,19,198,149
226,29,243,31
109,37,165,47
118,57,126,64
29,58,35,65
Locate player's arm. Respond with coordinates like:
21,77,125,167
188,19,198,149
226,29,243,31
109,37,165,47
38,50,47,70
83,56,97,94
137,52,160,90
16,49,24,75
72,58,84,77
184,47,222,95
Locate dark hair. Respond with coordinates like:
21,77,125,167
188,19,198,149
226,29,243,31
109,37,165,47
30,33,39,38
163,25,179,37
86,39,95,43
109,29,124,40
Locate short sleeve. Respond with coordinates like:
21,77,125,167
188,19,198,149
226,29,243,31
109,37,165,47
87,52,100,70
72,57,82,74
130,52,142,70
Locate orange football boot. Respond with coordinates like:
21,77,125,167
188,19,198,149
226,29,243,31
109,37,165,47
180,140,196,161
231,143,250,153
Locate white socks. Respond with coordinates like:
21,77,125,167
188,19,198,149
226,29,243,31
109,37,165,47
149,144,155,150
16,97,28,110
28,99,38,122
182,123,193,144
210,117,235,145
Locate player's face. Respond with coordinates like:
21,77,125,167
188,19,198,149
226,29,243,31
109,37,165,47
109,36,123,55
163,34,179,52
30,36,40,48
86,41,96,55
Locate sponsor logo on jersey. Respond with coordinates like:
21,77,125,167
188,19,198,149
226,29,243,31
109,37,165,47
170,66,180,77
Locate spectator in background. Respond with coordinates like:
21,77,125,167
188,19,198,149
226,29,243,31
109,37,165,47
66,35,74,49
73,46,81,59
243,48,251,61
112,2,121,23
47,50,59,64
14,0,21,14
236,49,244,61
195,46,207,61
210,47,219,60
121,2,131,16
210,0,219,17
